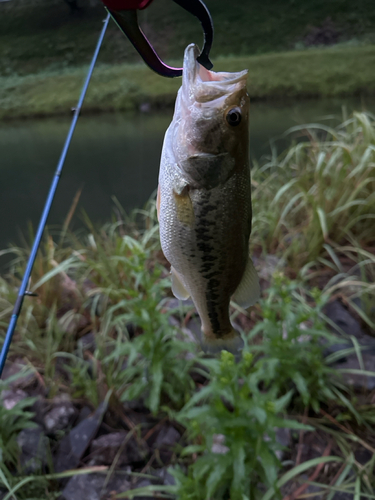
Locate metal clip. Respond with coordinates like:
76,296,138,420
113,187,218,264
106,0,213,77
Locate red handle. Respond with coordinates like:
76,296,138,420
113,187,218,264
100,0,154,10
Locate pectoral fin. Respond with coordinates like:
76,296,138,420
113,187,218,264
232,257,260,309
171,266,190,300
173,186,195,227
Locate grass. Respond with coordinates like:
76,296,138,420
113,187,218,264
0,112,375,498
2,0,375,120
1,45,375,120
2,0,375,76
251,111,375,266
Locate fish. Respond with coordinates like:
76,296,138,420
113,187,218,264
157,43,260,353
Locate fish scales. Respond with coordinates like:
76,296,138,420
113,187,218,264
158,44,260,353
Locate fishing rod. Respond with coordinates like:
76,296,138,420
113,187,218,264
0,14,110,378
0,0,214,377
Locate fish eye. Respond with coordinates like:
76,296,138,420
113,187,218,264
226,107,242,127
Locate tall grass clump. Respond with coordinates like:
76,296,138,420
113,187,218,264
1,201,197,413
318,243,375,330
251,112,375,267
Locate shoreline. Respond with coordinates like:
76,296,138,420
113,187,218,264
2,92,375,124
1,44,375,121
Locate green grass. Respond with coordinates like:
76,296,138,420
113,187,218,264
1,44,375,120
1,0,375,119
1,0,375,77
0,113,375,498
251,111,375,266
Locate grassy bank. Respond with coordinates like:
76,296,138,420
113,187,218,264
1,44,375,120
1,0,375,77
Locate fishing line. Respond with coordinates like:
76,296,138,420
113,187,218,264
0,13,111,377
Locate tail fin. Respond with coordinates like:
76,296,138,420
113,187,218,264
201,328,244,354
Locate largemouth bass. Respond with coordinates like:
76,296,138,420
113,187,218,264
157,44,260,353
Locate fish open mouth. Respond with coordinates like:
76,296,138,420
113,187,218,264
182,44,248,104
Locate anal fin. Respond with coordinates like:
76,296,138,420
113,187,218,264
232,257,260,309
171,266,190,300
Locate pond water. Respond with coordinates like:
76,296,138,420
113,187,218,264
1,96,374,264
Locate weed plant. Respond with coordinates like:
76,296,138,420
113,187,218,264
248,276,337,411
170,350,308,500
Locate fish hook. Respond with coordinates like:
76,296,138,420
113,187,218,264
100,0,213,77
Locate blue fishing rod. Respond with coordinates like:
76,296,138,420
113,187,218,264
0,14,110,377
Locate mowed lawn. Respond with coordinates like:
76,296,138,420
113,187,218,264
1,44,375,119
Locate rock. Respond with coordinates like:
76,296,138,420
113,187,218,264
44,395,77,433
58,311,87,335
275,427,291,460
185,316,202,344
324,299,375,390
122,399,148,413
275,427,291,448
211,434,229,455
54,401,107,473
154,425,181,463
255,255,286,284
298,475,322,498
62,473,101,500
338,352,375,391
152,466,176,486
29,395,49,427
331,493,354,500
75,405,93,424
1,388,28,410
324,300,365,339
89,431,146,466
1,358,36,390
323,341,352,363
160,297,200,344
78,332,96,353
189,361,210,385
154,425,181,448
17,425,48,473
180,326,199,344
61,471,131,500
133,479,154,500
355,448,372,465
162,298,195,314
